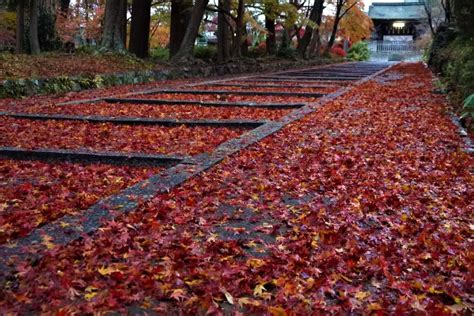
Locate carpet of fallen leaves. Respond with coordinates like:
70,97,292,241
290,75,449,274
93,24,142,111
190,85,338,94
0,160,163,244
0,118,244,155
0,53,153,80
0,63,472,314
2,102,291,121
132,93,318,104
225,80,349,87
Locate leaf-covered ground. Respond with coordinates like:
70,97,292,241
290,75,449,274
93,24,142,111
224,80,350,87
0,118,245,155
0,160,163,243
130,92,318,104
0,53,153,80
1,102,292,120
189,85,338,94
0,63,472,314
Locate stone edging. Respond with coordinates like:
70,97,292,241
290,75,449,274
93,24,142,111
449,113,474,154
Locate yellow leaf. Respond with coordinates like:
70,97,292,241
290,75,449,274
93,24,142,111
428,287,443,295
253,283,267,297
84,286,98,300
367,303,383,311
98,266,118,276
84,292,97,300
354,291,370,300
247,258,266,269
42,235,56,250
185,279,202,287
0,202,8,212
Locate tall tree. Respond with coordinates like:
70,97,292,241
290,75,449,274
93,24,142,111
15,0,25,53
232,0,245,57
101,0,127,50
38,0,59,50
129,0,152,58
169,0,192,57
325,0,359,54
170,0,209,62
29,0,41,54
297,0,324,58
217,0,231,62
264,0,277,55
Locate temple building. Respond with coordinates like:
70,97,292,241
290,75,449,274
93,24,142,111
368,0,429,57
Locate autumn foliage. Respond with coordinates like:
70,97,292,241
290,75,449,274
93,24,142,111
0,63,471,313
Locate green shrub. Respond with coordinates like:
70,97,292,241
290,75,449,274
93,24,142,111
347,41,370,61
461,94,474,130
443,36,474,101
75,45,101,55
150,46,169,61
193,46,216,60
461,94,474,118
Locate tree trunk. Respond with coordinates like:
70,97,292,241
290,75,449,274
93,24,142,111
169,0,193,57
121,0,127,47
297,0,324,58
308,28,320,58
325,0,343,54
442,0,452,23
170,0,209,62
29,0,41,54
217,0,231,62
129,0,152,58
265,2,276,55
232,0,245,58
16,0,25,53
38,0,58,51
101,0,127,51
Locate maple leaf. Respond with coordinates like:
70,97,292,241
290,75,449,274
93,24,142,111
253,283,267,297
84,286,98,301
41,234,56,250
169,288,187,301
247,258,266,269
97,266,118,276
354,291,370,301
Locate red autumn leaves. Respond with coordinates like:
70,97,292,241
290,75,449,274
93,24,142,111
0,76,322,247
0,160,162,243
4,102,292,120
0,63,472,314
0,117,244,155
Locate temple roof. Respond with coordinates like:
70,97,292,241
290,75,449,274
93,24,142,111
368,2,427,20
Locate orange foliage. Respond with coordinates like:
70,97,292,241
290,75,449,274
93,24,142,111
338,0,373,43
149,25,170,48
320,0,373,45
